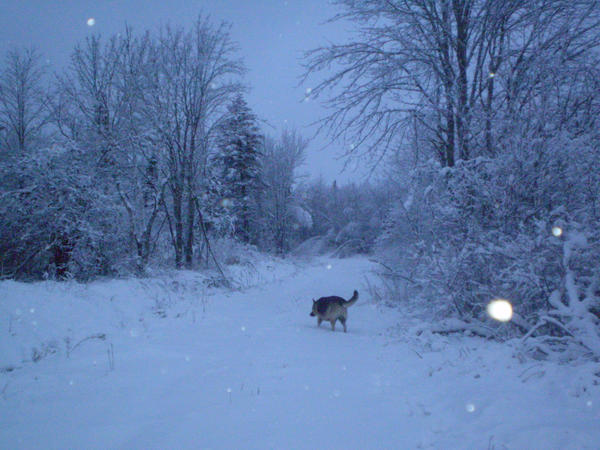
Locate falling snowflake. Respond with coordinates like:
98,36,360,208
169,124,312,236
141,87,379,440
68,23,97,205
465,403,475,412
326,264,332,270
87,18,95,27
552,226,563,237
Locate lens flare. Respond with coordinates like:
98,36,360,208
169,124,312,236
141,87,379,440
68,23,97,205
487,299,513,322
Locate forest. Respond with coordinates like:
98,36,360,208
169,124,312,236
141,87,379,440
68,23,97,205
1,0,600,362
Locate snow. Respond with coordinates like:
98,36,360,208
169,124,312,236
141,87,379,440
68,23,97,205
292,204,313,229
1,256,599,449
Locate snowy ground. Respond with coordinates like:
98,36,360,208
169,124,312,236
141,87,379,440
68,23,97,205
1,256,599,449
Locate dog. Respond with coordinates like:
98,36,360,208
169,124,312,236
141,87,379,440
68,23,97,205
310,290,359,332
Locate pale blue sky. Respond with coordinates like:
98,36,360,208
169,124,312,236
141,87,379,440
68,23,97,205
0,0,364,183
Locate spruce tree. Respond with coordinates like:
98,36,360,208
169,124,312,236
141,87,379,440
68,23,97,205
215,95,262,243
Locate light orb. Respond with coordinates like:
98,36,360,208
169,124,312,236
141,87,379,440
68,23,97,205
487,299,513,322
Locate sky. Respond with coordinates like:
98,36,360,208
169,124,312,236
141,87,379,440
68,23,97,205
0,0,365,184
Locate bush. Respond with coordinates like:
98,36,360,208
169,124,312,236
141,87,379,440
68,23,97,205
376,133,600,358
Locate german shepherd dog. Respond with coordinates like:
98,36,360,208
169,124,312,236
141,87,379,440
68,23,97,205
310,290,359,332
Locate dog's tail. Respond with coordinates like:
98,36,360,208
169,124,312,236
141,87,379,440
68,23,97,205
344,290,359,307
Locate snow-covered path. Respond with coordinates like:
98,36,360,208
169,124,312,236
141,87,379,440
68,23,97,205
1,256,599,449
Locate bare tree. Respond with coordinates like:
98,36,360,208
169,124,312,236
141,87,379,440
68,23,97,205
51,30,167,273
304,0,600,168
260,129,307,254
141,16,244,268
54,34,132,166
0,47,48,154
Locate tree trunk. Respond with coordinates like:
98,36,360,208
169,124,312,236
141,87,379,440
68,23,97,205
441,1,455,167
184,188,195,268
445,94,456,167
484,71,495,157
453,0,471,161
172,181,184,269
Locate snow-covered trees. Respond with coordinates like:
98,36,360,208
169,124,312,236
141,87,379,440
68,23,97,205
214,95,263,244
51,31,162,276
305,0,600,358
304,0,600,169
0,15,248,278
258,129,307,253
0,47,48,154
299,178,390,256
140,18,244,268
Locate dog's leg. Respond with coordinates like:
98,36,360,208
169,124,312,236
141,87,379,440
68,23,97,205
330,319,336,331
317,318,322,327
339,316,347,333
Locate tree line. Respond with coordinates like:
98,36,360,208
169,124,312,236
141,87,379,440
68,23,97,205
0,16,317,280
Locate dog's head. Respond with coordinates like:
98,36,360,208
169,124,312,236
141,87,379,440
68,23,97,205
310,299,317,316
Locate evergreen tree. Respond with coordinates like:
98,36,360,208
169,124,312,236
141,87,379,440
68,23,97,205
215,95,262,243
